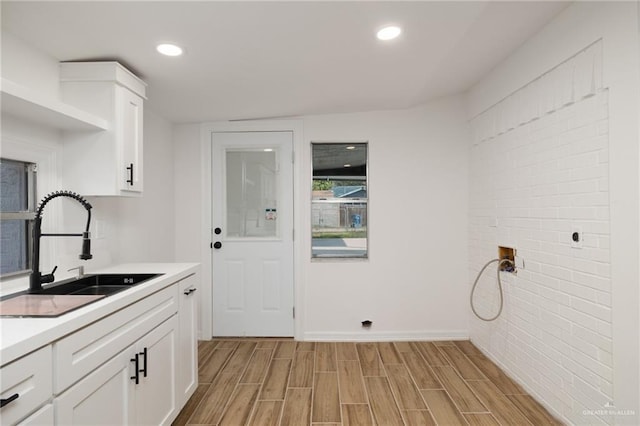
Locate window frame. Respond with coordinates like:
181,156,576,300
0,158,37,278
311,141,369,260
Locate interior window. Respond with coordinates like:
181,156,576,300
311,142,367,258
0,158,37,277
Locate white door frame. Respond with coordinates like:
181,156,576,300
199,120,305,340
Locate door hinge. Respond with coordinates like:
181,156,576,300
292,151,295,164
293,307,295,319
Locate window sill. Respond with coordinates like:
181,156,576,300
311,255,369,262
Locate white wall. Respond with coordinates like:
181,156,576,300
467,2,639,425
175,96,471,341
173,123,204,335
173,123,202,264
1,31,176,294
301,97,470,340
115,108,175,264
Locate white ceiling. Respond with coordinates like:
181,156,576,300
1,1,569,123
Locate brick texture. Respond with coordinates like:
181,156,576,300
469,91,612,425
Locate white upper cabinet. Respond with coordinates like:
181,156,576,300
60,62,147,196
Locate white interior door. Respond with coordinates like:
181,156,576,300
212,131,294,337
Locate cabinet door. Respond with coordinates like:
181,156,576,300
135,316,177,426
56,349,134,425
177,276,198,407
54,284,178,394
118,86,144,193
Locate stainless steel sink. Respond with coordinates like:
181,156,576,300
33,273,162,297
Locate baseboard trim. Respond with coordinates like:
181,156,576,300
302,330,469,342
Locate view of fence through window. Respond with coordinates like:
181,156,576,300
311,142,367,258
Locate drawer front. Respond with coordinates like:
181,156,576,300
17,403,53,426
0,346,52,426
54,284,178,393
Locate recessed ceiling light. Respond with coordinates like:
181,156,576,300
156,43,183,56
376,26,402,41
264,148,274,152
344,164,352,168
346,146,356,150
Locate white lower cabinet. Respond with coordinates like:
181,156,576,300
55,316,178,425
55,348,134,425
177,276,198,407
53,285,178,395
0,346,53,426
2,271,198,426
134,315,177,425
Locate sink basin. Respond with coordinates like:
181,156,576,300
0,273,163,317
33,273,162,297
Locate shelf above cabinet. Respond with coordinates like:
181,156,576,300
1,78,109,131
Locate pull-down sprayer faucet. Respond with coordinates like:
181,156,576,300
29,191,93,293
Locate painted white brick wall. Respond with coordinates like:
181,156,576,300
469,91,612,425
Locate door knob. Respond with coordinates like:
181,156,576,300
213,241,222,249
214,227,222,235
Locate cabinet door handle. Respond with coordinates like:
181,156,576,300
140,347,148,378
130,354,140,384
1,393,19,408
126,163,134,185
183,287,197,296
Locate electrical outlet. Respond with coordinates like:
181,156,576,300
571,225,583,249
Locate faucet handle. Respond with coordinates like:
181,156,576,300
41,265,58,284
68,265,84,278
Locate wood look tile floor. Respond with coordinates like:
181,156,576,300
173,340,562,426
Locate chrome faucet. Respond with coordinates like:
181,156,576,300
29,191,93,293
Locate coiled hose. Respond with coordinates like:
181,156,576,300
470,258,515,322
36,190,92,233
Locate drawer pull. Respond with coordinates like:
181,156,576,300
140,348,148,378
1,393,19,408
126,163,134,185
130,354,140,384
183,288,197,296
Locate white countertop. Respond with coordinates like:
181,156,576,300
0,262,199,365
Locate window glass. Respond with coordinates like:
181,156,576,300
226,150,278,238
0,159,28,212
311,143,367,258
0,158,36,276
0,220,29,274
